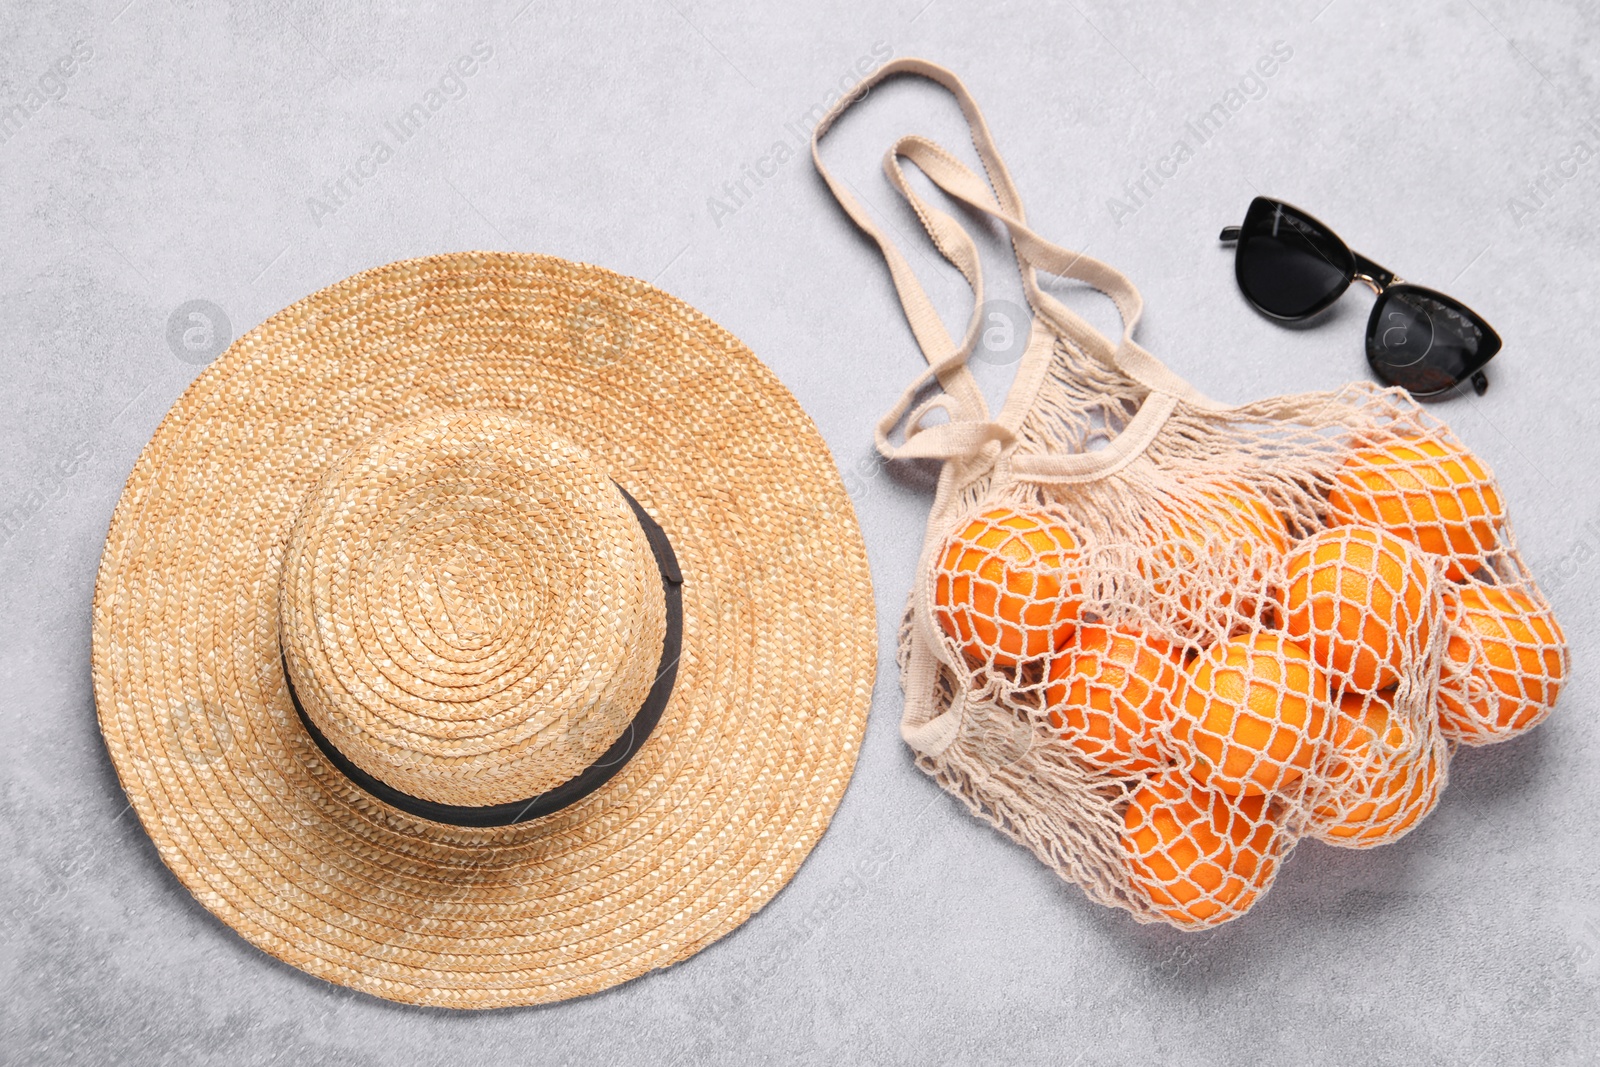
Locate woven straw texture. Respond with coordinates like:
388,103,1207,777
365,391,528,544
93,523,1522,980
279,412,668,807
814,60,1567,930
91,251,877,1007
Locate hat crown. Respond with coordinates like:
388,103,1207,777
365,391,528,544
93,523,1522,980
279,411,665,808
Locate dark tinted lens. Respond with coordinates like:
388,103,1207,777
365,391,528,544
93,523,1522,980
1235,198,1355,318
1366,285,1501,396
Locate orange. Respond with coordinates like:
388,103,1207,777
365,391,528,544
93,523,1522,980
1172,632,1329,796
1438,583,1567,744
1284,526,1434,693
1326,436,1504,580
1145,480,1290,621
1045,625,1180,773
1308,691,1444,847
933,507,1082,668
1121,770,1283,927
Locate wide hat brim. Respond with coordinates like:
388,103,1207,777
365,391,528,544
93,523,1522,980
91,252,877,1008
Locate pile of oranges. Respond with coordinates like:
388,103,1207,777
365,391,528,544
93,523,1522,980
932,433,1567,929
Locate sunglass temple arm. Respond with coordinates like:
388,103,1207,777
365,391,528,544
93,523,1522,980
1219,226,1241,243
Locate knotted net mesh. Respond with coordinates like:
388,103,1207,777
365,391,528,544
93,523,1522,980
914,339,1568,928
814,57,1569,930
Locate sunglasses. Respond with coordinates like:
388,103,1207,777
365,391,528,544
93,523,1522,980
1220,197,1501,397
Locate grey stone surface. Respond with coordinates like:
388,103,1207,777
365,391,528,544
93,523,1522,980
2,0,1598,1063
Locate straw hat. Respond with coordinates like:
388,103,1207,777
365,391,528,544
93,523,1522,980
90,252,877,1008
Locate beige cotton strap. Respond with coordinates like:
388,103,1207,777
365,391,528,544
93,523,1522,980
881,134,1216,418
811,61,997,459
811,57,1219,480
811,58,1222,755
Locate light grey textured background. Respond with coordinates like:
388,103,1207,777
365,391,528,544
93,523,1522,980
3,1,1598,1064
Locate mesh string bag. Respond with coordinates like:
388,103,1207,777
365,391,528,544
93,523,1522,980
813,59,1570,929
